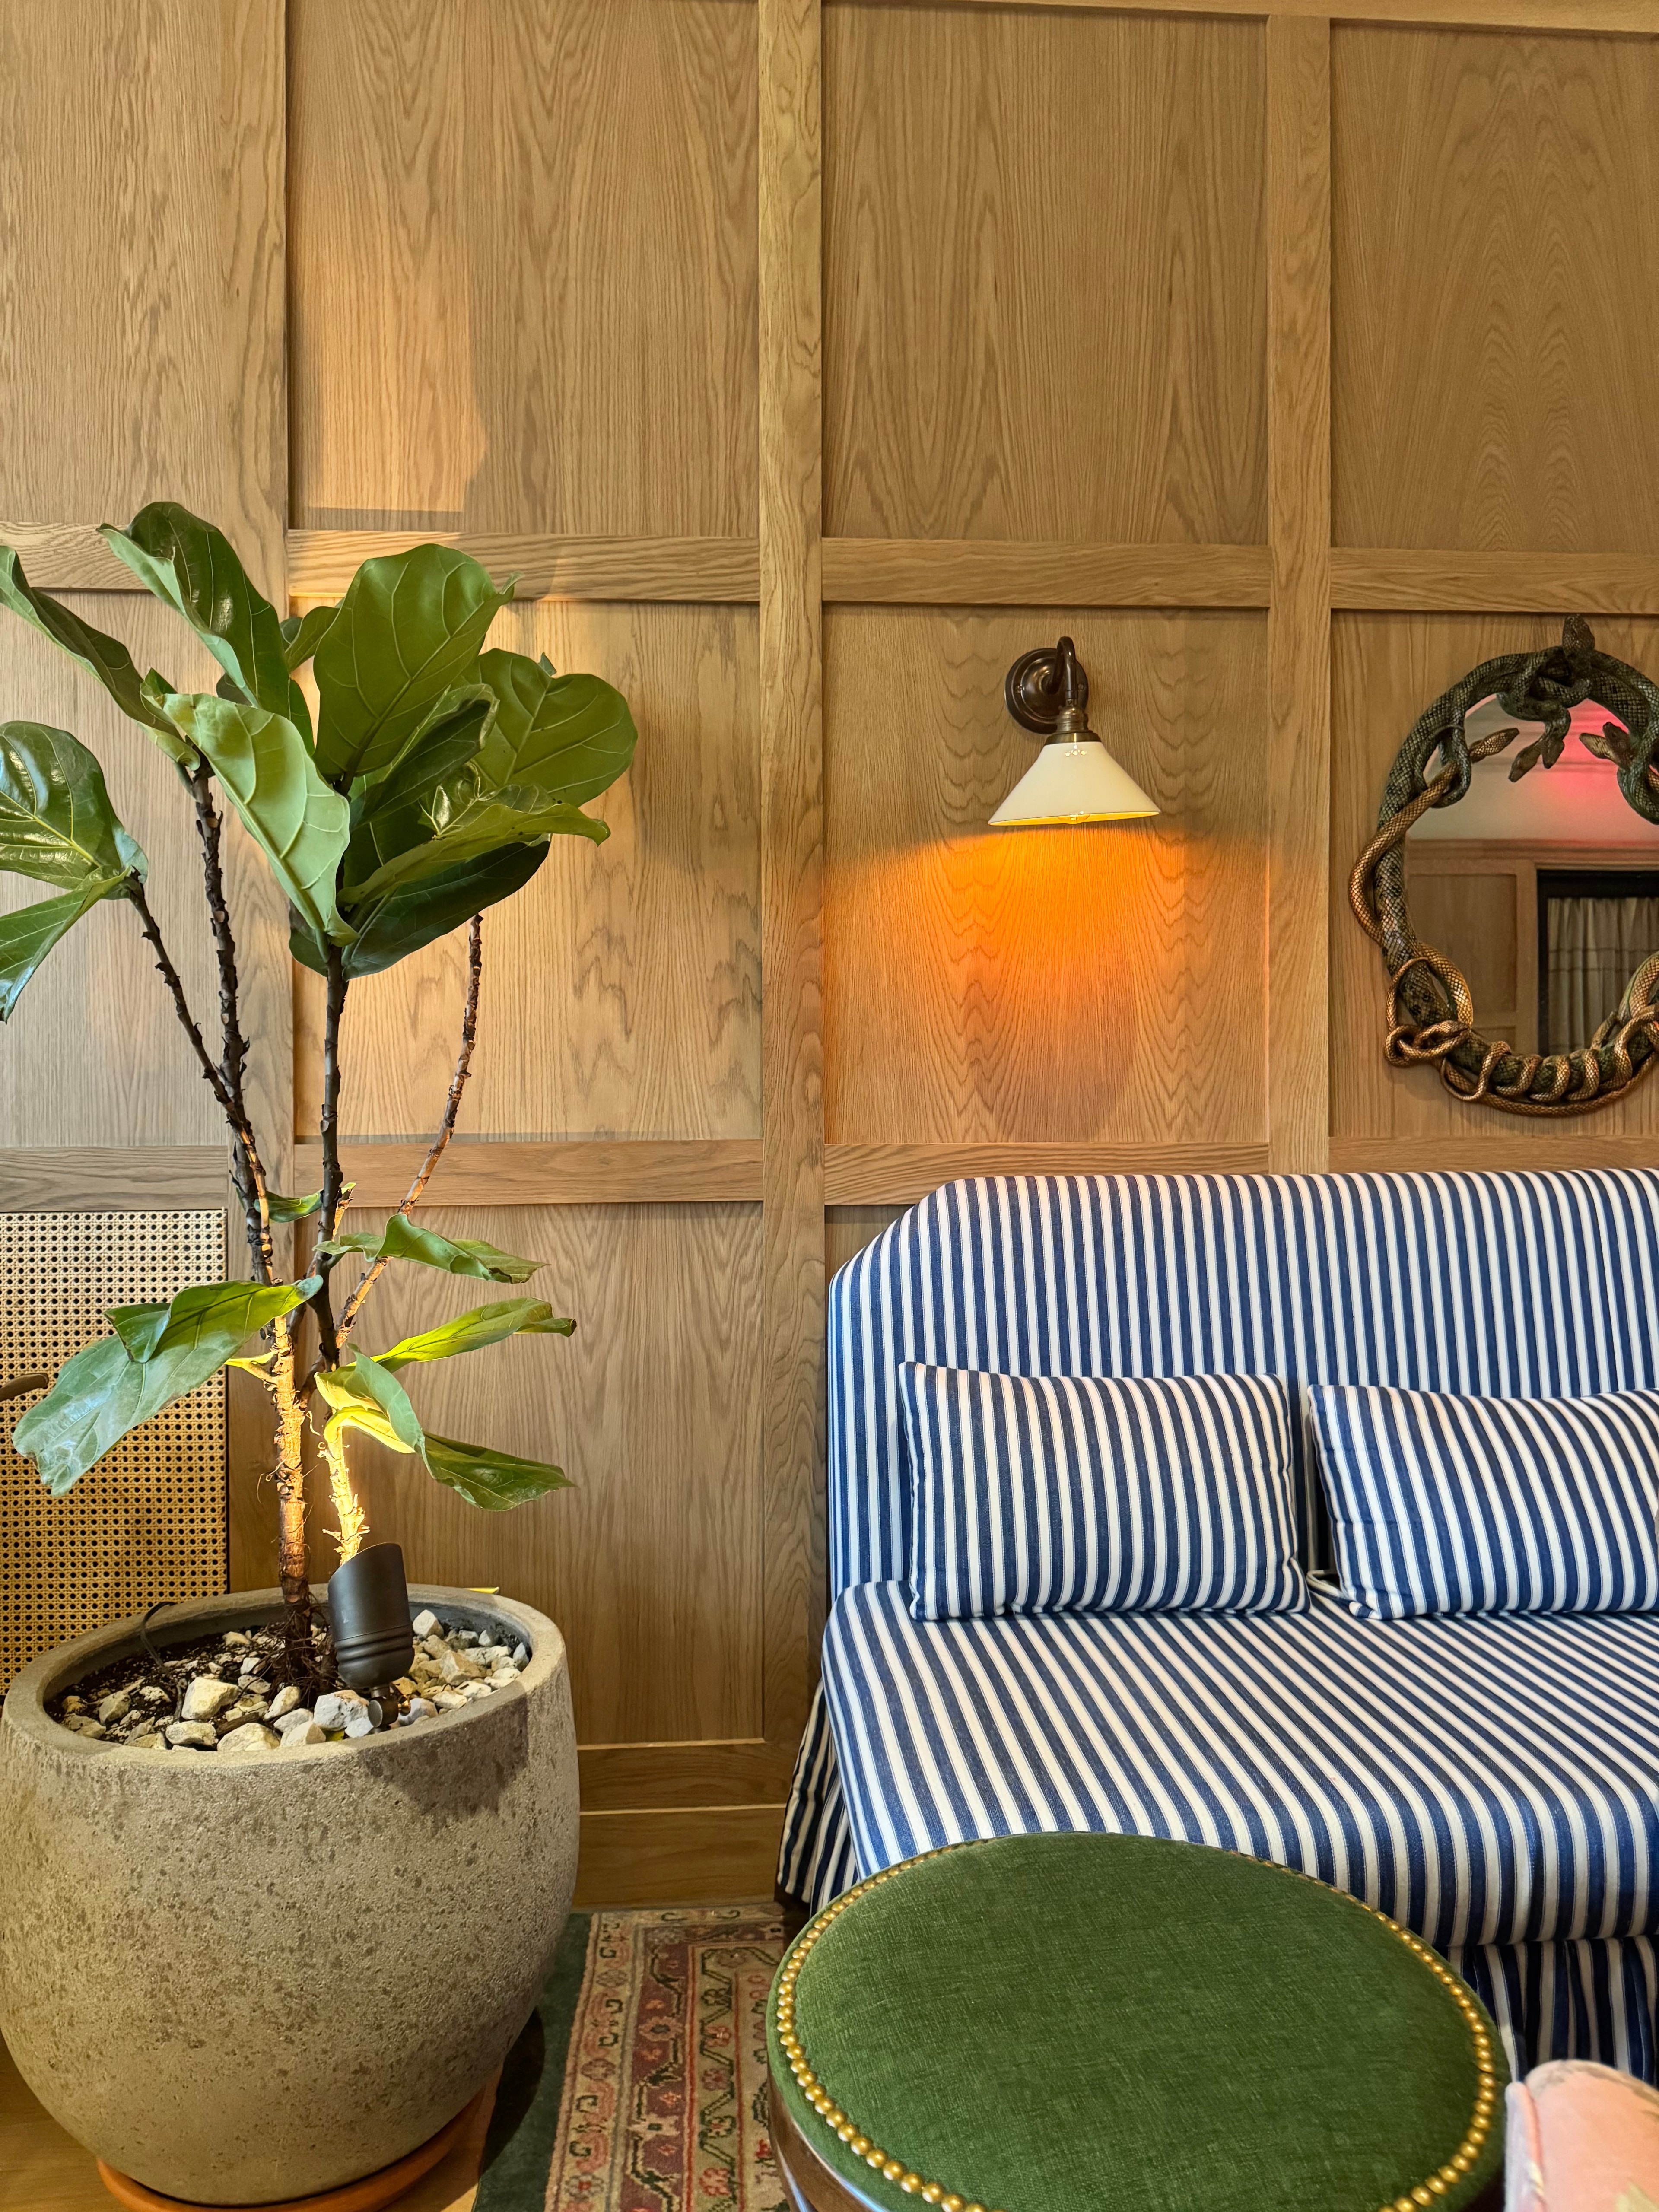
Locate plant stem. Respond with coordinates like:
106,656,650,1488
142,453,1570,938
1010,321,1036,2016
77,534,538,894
337,913,483,1349
269,1309,319,1682
311,941,350,1370
321,1422,369,1564
127,853,312,1665
185,769,275,1284
125,877,241,1125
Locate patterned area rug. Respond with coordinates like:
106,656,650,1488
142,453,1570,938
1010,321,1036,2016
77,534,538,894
475,1907,793,2212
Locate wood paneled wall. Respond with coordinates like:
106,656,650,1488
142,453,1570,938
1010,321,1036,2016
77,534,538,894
4,0,1659,1902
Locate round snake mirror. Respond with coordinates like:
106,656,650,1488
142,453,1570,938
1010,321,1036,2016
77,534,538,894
1350,617,1659,1116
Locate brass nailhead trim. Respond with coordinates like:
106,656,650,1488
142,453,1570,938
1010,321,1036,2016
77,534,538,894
772,1846,1500,2212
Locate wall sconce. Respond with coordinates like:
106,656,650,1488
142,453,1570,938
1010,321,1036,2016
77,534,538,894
992,637,1160,828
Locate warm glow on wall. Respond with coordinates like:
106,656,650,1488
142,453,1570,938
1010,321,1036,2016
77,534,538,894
992,637,1160,826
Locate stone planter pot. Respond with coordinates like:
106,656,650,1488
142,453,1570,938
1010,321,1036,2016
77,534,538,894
0,1583,579,2206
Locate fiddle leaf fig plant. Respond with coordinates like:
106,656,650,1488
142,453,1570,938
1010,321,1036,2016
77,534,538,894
0,503,637,1684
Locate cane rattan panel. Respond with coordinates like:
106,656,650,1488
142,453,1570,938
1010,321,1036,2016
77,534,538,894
0,1211,228,1689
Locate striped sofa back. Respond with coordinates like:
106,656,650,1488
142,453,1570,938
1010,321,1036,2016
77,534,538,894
826,1168,1659,1596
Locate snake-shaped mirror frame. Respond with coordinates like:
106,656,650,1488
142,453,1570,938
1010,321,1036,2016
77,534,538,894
1350,618,1659,1116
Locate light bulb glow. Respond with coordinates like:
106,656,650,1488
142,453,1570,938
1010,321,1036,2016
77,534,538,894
989,737,1159,828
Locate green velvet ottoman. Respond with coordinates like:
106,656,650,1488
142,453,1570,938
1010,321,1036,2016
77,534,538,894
767,1835,1506,2212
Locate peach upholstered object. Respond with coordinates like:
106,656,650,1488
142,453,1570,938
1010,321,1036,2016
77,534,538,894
1507,2061,1659,2211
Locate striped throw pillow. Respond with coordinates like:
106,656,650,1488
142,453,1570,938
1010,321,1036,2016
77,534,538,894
899,1364,1308,1622
1307,1382,1659,1620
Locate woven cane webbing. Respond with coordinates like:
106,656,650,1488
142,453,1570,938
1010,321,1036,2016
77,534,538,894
0,1211,228,1689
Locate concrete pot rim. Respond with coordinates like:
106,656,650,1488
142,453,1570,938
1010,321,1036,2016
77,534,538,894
1,1583,564,1767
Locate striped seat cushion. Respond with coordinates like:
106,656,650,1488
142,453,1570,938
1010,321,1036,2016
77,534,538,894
902,1363,1307,1620
1309,1383,1659,1621
819,1578,1659,1952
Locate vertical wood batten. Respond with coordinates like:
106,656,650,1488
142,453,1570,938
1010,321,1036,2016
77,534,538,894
1266,14,1332,1173
223,0,290,1588
758,0,825,1749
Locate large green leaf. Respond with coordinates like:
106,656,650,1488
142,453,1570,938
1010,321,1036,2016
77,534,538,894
107,1276,320,1362
14,1274,317,1495
376,1298,574,1370
282,605,338,671
0,884,111,1020
314,1354,569,1510
100,504,308,740
341,686,493,877
312,545,514,785
477,651,638,805
422,1432,571,1510
162,695,353,946
0,722,145,890
291,839,548,979
339,670,611,905
0,549,189,760
319,1214,543,1283
315,1354,423,1456
342,783,605,905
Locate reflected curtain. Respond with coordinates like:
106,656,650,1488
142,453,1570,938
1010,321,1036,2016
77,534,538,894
1546,896,1659,1049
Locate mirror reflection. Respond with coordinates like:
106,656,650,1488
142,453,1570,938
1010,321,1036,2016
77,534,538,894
1404,692,1659,1061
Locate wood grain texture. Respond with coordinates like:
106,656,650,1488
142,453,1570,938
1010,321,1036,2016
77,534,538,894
242,1205,766,1747
759,0,825,1752
1332,1134,1659,1171
1267,15,1332,1176
1333,25,1659,555
826,1207,905,1284
824,608,1269,1148
574,1805,785,1908
823,6,1266,544
288,0,757,540
283,1138,1284,1210
293,1141,764,1208
823,541,1272,610
288,532,760,604
296,602,759,1143
1332,612,1659,1144
857,0,1659,24
0,1151,228,1211
0,525,140,593
1332,549,1659,614
579,1739,797,1814
0,0,284,589
826,1142,1273,1205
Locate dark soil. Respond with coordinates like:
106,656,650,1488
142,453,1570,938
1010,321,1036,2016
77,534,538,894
49,1615,337,1740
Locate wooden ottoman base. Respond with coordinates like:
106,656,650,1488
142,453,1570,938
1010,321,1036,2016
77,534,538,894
772,2085,873,2212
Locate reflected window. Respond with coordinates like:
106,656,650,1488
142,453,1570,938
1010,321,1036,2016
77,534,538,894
1538,869,1659,1054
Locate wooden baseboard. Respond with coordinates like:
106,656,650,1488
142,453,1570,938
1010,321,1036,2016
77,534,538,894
575,1804,786,1907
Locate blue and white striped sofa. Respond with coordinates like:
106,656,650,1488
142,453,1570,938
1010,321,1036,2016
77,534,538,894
778,1168,1659,2078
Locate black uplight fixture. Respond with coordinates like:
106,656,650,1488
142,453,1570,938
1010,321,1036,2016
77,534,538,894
992,636,1160,827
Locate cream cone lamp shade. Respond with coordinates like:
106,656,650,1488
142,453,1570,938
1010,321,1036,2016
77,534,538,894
990,735,1159,826
994,636,1160,827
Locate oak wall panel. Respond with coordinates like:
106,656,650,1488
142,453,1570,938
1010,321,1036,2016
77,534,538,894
826,1207,903,1282
288,0,758,539
277,1204,765,1749
0,0,286,591
1332,25,1659,552
0,607,276,1151
295,601,760,1143
825,607,1269,1148
823,5,1267,545
1332,611,1659,1146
